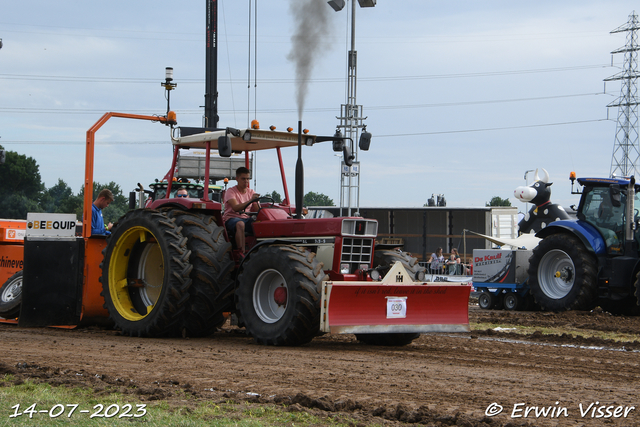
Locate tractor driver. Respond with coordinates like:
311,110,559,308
92,189,114,236
223,167,260,253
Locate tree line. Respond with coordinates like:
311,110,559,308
0,146,129,223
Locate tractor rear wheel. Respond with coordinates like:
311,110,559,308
355,333,419,346
373,249,425,281
528,233,597,311
164,210,235,337
236,245,325,346
600,271,640,315
0,270,23,319
100,209,192,337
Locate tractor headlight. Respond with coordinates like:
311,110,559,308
340,264,350,274
416,270,426,282
369,269,381,281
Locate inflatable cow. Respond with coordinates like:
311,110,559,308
514,168,570,235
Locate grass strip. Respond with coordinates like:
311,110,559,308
471,322,640,344
0,378,358,427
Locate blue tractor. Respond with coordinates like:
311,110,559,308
528,175,640,314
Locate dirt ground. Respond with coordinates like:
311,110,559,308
1,306,640,427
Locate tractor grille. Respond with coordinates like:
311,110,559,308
341,237,374,273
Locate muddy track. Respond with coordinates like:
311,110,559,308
1,307,639,426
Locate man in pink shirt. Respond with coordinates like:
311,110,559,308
223,167,260,253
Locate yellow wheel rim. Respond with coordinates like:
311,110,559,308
108,226,164,321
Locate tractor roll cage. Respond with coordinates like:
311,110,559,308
167,127,320,208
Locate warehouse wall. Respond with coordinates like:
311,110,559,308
308,206,518,262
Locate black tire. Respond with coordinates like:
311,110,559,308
0,270,23,319
632,272,640,316
356,333,419,346
236,245,325,346
503,292,523,311
373,249,425,281
478,291,495,310
598,271,640,315
523,292,539,311
100,209,193,337
164,210,235,337
598,297,640,316
528,233,597,311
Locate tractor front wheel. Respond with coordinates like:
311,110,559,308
0,270,23,319
528,234,597,311
236,245,325,346
100,209,192,337
373,249,425,281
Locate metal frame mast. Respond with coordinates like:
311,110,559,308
337,0,367,217
606,11,640,178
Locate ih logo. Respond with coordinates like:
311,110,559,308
8,230,16,239
396,273,403,283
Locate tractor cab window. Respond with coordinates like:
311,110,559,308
581,187,625,254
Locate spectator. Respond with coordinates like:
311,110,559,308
430,247,444,274
92,189,114,236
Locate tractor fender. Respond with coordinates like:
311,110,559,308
535,220,607,255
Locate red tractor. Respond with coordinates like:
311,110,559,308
13,112,470,346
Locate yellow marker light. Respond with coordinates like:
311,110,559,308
569,171,576,180
269,125,276,131
251,119,260,129
303,129,309,134
287,127,293,132
167,111,177,123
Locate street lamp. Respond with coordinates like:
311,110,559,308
328,0,375,217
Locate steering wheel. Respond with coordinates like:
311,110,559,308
246,196,276,217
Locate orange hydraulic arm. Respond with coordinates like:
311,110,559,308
81,112,171,320
83,112,171,239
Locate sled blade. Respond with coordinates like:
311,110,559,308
320,282,471,334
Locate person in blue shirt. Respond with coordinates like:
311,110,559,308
92,189,114,236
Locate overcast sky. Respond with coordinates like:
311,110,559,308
1,1,638,212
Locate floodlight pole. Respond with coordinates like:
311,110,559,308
333,0,372,217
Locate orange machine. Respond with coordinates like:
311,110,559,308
17,113,171,328
0,219,26,285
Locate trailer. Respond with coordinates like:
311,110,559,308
472,248,534,311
